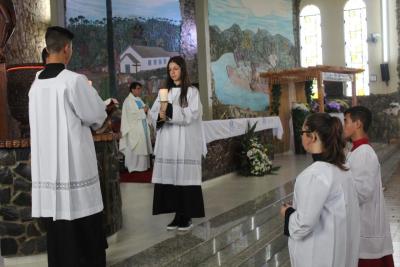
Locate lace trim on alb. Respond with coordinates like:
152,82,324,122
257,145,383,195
32,176,99,190
155,158,201,165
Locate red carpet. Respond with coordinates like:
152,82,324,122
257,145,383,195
119,168,153,183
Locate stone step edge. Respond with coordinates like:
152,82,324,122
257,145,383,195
225,227,284,267
162,195,293,266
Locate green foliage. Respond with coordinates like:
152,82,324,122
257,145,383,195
270,84,282,115
304,80,313,107
292,104,310,154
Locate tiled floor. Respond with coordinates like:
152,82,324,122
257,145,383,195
2,153,311,267
3,150,400,266
384,164,400,266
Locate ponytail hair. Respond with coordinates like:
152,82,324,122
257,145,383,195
304,113,348,171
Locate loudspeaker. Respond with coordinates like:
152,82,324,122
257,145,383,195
324,81,344,97
380,63,390,84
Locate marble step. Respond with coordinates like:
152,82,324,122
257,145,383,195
237,236,290,267
111,181,294,267
111,143,400,267
195,206,286,266
230,142,400,267
165,194,293,266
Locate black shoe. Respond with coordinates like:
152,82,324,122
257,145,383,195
177,219,193,231
166,214,180,230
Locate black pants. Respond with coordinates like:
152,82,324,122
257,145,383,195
152,183,205,218
42,212,108,267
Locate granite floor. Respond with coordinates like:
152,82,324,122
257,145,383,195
384,163,400,266
3,149,400,266
2,153,311,267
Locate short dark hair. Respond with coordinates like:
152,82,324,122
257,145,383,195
41,48,49,64
45,26,74,53
344,106,372,132
129,82,142,91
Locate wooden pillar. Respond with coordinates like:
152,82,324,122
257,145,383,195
352,73,357,106
288,80,296,107
317,72,324,112
0,63,9,139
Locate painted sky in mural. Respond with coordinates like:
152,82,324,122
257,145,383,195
67,0,181,23
209,0,293,42
209,0,295,112
66,0,182,104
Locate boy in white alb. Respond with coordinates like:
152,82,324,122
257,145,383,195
29,26,108,267
344,106,394,267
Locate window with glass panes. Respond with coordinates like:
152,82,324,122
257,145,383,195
300,5,322,98
344,0,369,96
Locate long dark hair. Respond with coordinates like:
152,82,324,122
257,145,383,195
304,113,348,170
166,56,191,107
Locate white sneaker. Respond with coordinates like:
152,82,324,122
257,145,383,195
177,220,193,231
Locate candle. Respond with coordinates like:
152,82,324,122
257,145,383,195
159,88,169,102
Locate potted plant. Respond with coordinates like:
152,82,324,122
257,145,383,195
239,122,280,176
292,103,310,154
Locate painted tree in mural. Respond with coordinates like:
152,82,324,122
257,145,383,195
68,17,108,70
112,17,181,55
67,16,180,71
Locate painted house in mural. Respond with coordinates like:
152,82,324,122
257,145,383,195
120,45,179,73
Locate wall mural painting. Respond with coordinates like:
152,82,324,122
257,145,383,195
66,0,183,106
208,0,297,119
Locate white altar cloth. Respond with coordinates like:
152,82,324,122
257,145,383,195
203,117,283,144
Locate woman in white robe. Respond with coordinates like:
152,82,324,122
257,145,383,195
119,82,152,172
150,56,207,231
280,113,360,267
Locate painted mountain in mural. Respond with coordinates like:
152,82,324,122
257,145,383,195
209,23,296,69
209,23,296,113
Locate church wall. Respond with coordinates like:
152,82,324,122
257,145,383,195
299,0,400,143
300,0,399,95
4,0,51,65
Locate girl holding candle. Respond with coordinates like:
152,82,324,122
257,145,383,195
150,56,207,231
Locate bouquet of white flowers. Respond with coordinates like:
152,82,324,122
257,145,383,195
239,122,280,176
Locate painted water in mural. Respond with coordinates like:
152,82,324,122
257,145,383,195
66,0,183,105
209,0,296,114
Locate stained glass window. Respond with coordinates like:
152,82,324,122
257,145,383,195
344,0,369,96
300,5,322,98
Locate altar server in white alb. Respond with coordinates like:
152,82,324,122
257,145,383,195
29,26,108,267
280,113,360,267
119,81,152,172
150,56,207,231
344,106,394,267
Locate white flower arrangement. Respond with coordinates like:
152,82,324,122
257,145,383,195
246,138,273,176
239,122,280,176
292,102,309,112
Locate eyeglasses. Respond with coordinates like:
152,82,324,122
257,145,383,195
300,130,312,136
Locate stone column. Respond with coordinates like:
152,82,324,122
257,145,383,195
179,0,198,83
0,0,16,139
